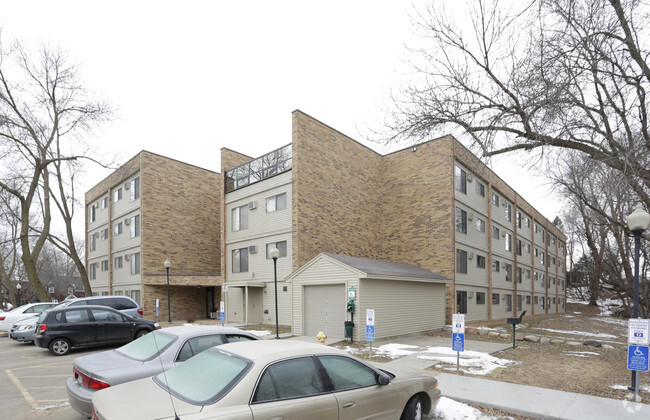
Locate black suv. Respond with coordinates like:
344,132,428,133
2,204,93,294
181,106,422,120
34,305,160,356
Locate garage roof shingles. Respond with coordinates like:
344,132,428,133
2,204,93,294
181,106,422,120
323,253,450,282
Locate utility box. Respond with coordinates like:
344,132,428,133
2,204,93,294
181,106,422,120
344,321,354,340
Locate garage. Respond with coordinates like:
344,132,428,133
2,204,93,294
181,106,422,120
304,284,346,337
289,253,450,342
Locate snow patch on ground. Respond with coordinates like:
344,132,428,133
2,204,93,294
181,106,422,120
247,330,272,337
433,397,514,420
562,351,600,358
611,384,650,393
531,327,617,339
417,347,517,375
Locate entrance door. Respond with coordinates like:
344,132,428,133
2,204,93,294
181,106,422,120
304,285,345,338
206,288,215,318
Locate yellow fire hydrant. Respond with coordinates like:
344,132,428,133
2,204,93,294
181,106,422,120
316,330,327,344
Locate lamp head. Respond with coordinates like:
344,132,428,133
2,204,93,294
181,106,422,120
270,247,280,260
627,204,650,233
164,258,171,269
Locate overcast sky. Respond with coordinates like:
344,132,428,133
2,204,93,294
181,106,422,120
1,0,562,224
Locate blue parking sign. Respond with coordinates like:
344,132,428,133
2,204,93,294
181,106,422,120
452,333,465,352
220,311,225,323
628,346,649,372
366,325,375,342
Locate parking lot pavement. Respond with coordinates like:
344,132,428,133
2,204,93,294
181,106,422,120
0,336,104,419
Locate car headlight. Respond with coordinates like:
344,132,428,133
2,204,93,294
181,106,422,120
18,325,34,331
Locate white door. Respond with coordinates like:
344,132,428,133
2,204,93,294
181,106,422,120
304,285,345,338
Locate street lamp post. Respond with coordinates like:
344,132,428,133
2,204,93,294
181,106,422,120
15,283,21,305
626,204,650,391
164,258,172,323
270,247,280,339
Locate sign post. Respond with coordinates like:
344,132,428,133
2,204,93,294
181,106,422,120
155,299,160,323
366,309,375,358
452,314,465,372
219,301,225,326
627,318,650,402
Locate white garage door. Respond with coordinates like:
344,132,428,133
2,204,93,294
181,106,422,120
304,284,345,338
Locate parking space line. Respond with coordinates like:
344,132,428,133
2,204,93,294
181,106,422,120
6,369,39,410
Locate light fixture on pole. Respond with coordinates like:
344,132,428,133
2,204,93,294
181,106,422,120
164,258,172,323
15,283,21,304
626,204,650,392
270,246,280,339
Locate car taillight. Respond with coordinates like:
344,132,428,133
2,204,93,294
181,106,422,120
74,368,110,390
38,324,47,333
137,308,143,316
0,316,5,321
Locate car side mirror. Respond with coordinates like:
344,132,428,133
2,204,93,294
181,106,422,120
378,374,390,386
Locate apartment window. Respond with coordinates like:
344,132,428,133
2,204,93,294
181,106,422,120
505,294,513,312
517,267,523,283
541,230,545,243
505,264,512,282
114,290,123,296
130,253,141,275
535,248,539,257
492,192,500,207
505,233,512,251
517,295,523,311
526,295,531,305
266,241,287,258
492,260,500,272
541,274,545,287
540,252,545,265
454,165,467,194
232,205,249,232
475,181,485,197
535,296,539,305
114,256,123,269
516,239,522,256
505,203,512,222
101,229,108,241
266,193,287,212
492,226,500,240
89,263,97,280
89,205,96,223
526,269,531,279
552,257,556,266
114,222,123,235
101,197,108,209
89,234,97,252
131,290,141,305
476,255,486,269
526,244,531,254
492,293,500,304
456,291,468,314
475,218,485,233
535,272,539,282
101,260,109,271
48,286,55,293
516,211,522,228
455,207,467,233
456,249,468,274
130,215,140,238
232,248,249,273
114,188,122,202
129,177,140,202
476,292,486,305
525,217,531,227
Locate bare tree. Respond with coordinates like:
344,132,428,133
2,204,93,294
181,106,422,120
387,0,650,209
0,38,110,301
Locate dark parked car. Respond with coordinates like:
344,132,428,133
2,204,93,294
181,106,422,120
34,305,160,356
58,295,143,318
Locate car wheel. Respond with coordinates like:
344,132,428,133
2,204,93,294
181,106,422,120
49,338,72,356
400,395,422,420
135,329,149,339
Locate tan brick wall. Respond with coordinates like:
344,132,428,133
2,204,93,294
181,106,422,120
142,284,214,321
140,152,221,279
292,111,384,269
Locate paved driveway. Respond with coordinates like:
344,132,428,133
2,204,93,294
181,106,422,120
0,333,107,419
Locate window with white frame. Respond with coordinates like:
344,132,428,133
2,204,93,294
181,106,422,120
492,192,500,207
129,177,140,202
492,226,500,239
266,241,287,258
101,260,109,271
476,292,486,304
475,181,485,197
517,267,523,283
131,290,141,304
89,205,96,223
475,218,485,232
114,222,123,235
477,255,486,269
89,263,98,280
114,188,122,202
101,197,108,209
232,248,249,273
505,233,512,251
266,193,287,212
114,256,123,269
492,293,500,304
130,252,141,275
101,229,108,241
493,260,500,272
455,207,467,233
48,285,55,293
517,295,523,311
505,264,512,282
505,294,512,311
516,211,521,228
89,233,97,252
505,203,512,221
454,166,467,194
456,249,468,274
130,215,140,238
232,205,249,231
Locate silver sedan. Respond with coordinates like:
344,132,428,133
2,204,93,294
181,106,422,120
92,340,441,420
8,315,39,342
67,325,260,418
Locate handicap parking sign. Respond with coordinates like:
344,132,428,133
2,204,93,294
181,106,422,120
452,333,465,352
628,345,649,372
366,325,375,342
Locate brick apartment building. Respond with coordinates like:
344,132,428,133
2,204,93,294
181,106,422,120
85,152,222,322
86,110,566,337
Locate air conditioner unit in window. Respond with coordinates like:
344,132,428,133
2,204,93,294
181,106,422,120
467,173,474,182
248,245,257,254
468,291,474,298
502,232,507,237
468,212,474,221
125,254,130,261
468,252,474,260
124,182,130,190
248,201,257,210
124,218,130,225
502,202,507,207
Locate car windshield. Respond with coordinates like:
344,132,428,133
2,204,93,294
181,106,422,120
154,349,251,404
116,330,176,361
